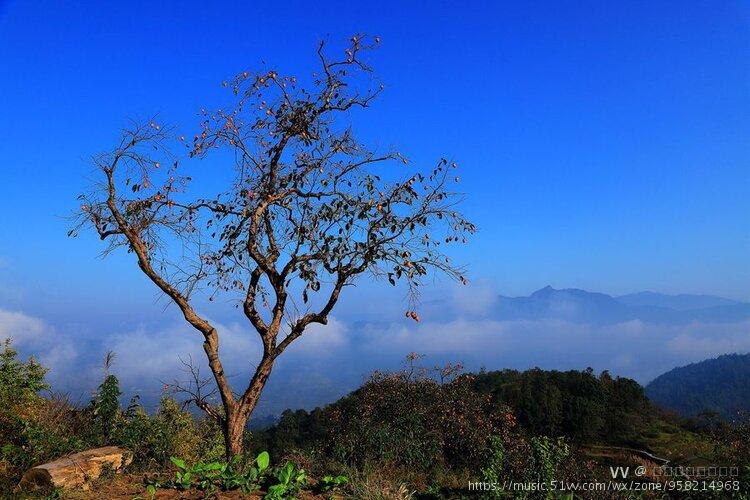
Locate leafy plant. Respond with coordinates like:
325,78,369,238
222,451,271,493
481,435,505,498
318,474,349,492
530,436,570,491
113,396,224,470
266,461,307,499
145,451,277,495
480,434,577,499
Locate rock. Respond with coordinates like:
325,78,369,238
18,446,132,491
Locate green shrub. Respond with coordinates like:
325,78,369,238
529,436,570,494
480,435,506,497
473,368,652,444
254,358,518,487
112,396,224,470
88,373,122,445
321,369,511,474
0,339,227,487
0,337,48,403
0,338,89,489
481,435,573,499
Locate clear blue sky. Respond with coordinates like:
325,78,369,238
1,0,748,315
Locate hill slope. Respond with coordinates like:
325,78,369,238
645,353,750,419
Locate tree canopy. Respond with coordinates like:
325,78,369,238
72,35,474,457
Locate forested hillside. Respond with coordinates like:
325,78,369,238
255,366,651,457
646,353,750,420
471,368,652,444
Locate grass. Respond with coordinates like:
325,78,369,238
641,419,715,463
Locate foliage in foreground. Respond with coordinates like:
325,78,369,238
4,339,750,498
0,339,225,491
257,358,513,475
0,339,88,491
482,435,572,498
142,451,334,498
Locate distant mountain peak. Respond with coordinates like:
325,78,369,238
495,287,750,324
531,285,557,297
529,286,609,300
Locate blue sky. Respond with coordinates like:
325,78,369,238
0,1,748,409
1,0,748,306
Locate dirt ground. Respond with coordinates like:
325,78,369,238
59,474,332,499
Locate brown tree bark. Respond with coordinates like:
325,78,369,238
224,353,275,458
225,409,246,459
18,447,132,491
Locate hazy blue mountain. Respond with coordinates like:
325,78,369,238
684,303,750,323
493,287,749,324
617,291,742,311
645,353,750,419
496,286,632,323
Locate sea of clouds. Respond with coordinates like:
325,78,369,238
3,280,749,418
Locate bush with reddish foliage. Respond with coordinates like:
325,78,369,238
319,361,515,473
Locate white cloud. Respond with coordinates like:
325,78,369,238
450,280,499,316
0,308,86,394
348,317,750,384
104,319,262,393
290,317,348,354
2,302,750,413
39,343,79,377
0,308,47,344
666,320,750,360
82,313,750,396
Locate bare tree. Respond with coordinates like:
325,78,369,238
72,35,475,458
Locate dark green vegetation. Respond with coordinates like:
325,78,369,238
646,353,750,420
2,338,750,498
251,360,750,497
255,365,651,469
472,368,650,444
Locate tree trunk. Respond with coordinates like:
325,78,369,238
222,353,276,459
223,383,267,460
224,410,247,460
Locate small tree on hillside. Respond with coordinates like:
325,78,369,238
72,35,474,458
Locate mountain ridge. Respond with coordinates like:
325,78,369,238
616,291,742,311
492,287,750,324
